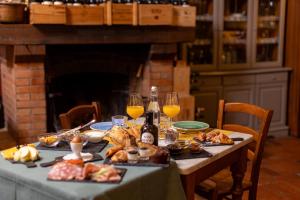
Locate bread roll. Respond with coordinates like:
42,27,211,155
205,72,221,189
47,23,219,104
105,145,123,157
111,150,128,163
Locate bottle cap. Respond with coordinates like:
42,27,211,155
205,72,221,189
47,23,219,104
150,86,158,96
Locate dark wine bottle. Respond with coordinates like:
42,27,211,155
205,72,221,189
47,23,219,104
140,112,158,146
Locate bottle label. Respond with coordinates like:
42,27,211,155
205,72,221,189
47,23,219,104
141,132,154,144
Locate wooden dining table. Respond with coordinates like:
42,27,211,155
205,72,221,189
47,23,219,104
0,131,252,200
175,131,253,200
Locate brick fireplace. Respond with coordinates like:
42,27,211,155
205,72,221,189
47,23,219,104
0,25,195,144
0,44,183,144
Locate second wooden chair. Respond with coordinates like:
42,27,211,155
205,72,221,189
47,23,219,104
197,99,273,200
59,101,101,129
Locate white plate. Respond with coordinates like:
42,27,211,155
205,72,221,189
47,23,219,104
90,122,113,131
63,152,93,162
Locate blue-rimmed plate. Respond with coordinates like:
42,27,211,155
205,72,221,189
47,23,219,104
90,122,113,131
172,121,209,132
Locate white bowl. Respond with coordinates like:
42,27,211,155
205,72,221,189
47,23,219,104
84,130,107,143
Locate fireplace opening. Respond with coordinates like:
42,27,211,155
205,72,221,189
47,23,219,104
45,44,150,131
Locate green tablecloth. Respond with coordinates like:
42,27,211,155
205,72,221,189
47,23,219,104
0,146,186,200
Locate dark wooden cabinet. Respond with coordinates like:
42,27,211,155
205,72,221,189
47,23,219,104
194,86,222,127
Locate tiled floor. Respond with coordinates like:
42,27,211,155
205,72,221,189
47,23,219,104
256,136,300,200
1,131,300,199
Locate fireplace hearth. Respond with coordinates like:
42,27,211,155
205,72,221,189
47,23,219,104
45,44,150,131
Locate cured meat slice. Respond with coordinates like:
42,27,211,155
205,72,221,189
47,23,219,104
47,162,121,183
48,161,84,181
82,163,101,178
90,165,121,182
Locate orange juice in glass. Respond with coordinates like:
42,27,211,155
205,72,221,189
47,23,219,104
126,106,144,119
163,92,180,127
127,93,144,126
163,105,180,118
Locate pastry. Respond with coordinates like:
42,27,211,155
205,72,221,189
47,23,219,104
206,130,220,141
149,147,169,164
111,150,128,163
211,133,234,145
195,132,206,142
125,127,140,139
109,126,128,146
105,145,124,157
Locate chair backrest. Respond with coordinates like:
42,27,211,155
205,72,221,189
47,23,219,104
59,102,101,129
217,99,273,188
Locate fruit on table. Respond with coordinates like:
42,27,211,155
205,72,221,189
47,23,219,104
1,144,35,160
1,147,18,160
13,146,40,162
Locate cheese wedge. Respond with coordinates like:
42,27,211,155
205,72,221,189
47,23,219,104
28,146,39,161
19,147,31,162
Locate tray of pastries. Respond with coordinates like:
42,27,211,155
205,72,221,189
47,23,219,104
104,142,170,168
193,130,239,146
104,125,170,167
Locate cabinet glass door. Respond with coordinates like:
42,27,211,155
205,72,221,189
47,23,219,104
219,0,251,69
185,0,217,71
254,0,285,67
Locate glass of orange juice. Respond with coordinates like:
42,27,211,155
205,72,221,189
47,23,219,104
126,93,144,126
163,92,180,127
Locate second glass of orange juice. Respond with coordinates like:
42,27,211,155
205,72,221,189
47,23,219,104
126,93,144,126
163,92,180,127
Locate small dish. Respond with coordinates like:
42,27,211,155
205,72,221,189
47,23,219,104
166,143,183,155
90,122,113,131
138,147,150,160
63,152,93,162
84,130,108,143
176,140,190,149
189,143,203,154
38,133,61,147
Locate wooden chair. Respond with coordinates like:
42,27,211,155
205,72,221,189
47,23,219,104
59,102,101,129
196,100,273,200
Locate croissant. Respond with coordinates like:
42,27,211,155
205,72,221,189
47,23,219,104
109,126,129,146
111,150,128,163
125,127,140,139
195,132,206,142
105,145,124,157
211,133,234,145
206,130,220,141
